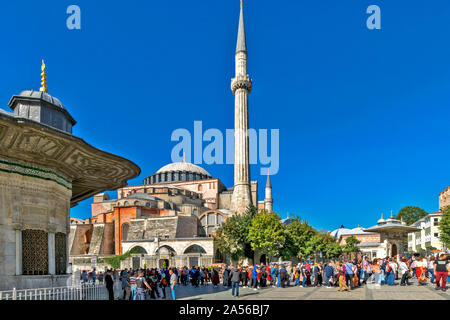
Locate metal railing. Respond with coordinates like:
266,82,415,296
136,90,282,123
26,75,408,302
0,283,109,300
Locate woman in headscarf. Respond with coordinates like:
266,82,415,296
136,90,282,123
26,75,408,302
211,267,220,288
305,262,311,287
222,266,229,288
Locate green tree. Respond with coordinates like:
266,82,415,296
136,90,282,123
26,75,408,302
439,206,450,249
324,241,343,259
248,210,286,257
343,236,360,255
320,233,343,259
284,217,318,259
214,205,256,262
395,206,427,225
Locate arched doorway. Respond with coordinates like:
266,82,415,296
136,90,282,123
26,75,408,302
260,254,267,265
391,244,398,257
156,245,176,268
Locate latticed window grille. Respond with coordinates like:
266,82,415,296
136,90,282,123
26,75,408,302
55,232,67,275
22,229,48,275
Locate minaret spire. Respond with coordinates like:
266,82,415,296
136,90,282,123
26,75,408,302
264,173,273,212
230,0,253,215
236,0,247,53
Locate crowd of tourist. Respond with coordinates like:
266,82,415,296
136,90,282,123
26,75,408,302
79,253,450,300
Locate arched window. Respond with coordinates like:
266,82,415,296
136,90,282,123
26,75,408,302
130,246,147,254
122,223,130,241
197,211,226,237
184,244,207,254
156,245,176,256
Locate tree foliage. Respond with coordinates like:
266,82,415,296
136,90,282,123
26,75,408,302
248,210,286,256
284,217,317,258
439,206,450,248
216,209,349,261
395,206,428,225
214,206,256,261
342,236,360,254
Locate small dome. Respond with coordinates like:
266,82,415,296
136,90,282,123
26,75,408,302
156,162,211,177
377,218,386,225
330,227,351,239
15,90,66,110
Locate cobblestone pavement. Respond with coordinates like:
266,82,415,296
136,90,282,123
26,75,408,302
161,279,449,300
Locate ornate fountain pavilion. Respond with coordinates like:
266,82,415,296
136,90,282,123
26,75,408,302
364,214,421,261
0,61,140,290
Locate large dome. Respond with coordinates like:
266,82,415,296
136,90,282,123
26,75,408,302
156,162,211,177
143,161,212,185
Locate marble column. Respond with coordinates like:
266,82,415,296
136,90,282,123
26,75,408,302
48,232,55,275
15,230,22,275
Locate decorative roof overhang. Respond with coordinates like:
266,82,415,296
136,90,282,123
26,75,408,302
0,111,140,207
364,223,421,234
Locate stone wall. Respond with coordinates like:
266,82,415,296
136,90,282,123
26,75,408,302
88,224,105,255
439,187,450,210
101,222,115,254
70,224,93,255
339,233,381,246
0,159,72,290
218,192,232,210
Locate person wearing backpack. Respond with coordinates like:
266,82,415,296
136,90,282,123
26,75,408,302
159,271,168,299
135,271,151,300
433,253,449,291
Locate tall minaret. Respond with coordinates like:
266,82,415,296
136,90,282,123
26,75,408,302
230,0,253,215
264,174,273,212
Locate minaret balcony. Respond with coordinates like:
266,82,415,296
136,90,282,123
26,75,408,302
231,75,252,94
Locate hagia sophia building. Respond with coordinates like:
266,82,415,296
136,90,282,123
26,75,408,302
68,2,274,270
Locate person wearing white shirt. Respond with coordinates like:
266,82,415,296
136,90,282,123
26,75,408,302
399,259,410,286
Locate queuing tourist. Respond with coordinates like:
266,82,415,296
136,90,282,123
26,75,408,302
170,268,178,300
230,265,241,298
104,270,114,301
344,259,355,290
399,258,411,286
428,256,436,284
434,253,449,292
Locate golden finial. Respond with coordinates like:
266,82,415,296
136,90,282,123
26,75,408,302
39,60,48,93
401,216,404,223
381,212,383,219
241,0,243,9
183,151,186,163
390,210,393,218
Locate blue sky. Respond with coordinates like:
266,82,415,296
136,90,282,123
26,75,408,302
1,0,450,231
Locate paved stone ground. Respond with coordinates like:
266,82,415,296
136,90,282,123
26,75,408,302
164,279,450,300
